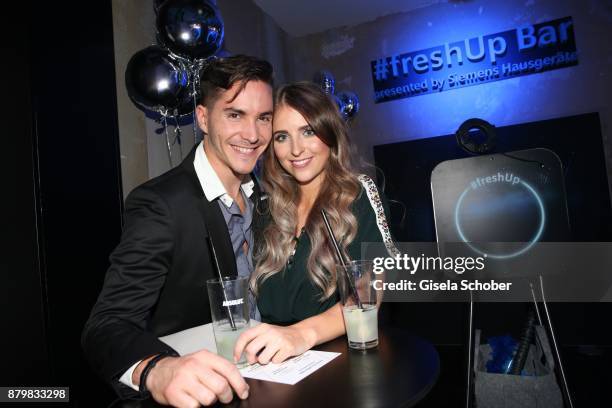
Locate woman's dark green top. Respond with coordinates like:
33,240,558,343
257,182,391,325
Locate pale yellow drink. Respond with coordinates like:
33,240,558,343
213,320,248,366
342,304,378,349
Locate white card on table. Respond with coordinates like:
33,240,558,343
239,350,341,385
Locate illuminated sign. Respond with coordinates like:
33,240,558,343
371,16,578,103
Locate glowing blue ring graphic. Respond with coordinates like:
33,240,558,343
454,180,546,259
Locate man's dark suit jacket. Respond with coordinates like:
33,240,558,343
81,145,267,398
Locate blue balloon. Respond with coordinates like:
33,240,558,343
331,94,345,115
337,91,360,120
313,70,335,95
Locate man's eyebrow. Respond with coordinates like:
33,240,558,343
223,108,246,115
222,108,273,117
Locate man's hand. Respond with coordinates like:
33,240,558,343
133,349,249,407
233,323,316,365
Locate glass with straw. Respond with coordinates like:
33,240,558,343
321,210,380,350
338,260,380,350
205,237,250,366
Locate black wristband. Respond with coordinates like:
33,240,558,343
139,351,178,399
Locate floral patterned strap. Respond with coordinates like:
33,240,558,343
358,174,401,258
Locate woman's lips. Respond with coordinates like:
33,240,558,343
290,157,313,168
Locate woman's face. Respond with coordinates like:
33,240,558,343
272,104,331,189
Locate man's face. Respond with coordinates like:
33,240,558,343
197,80,273,180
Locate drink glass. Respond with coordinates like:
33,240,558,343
338,260,381,350
206,276,250,366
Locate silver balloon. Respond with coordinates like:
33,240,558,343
125,45,189,114
313,70,335,95
156,0,224,61
337,91,360,120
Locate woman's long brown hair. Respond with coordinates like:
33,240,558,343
251,82,361,299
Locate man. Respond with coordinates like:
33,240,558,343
82,55,274,407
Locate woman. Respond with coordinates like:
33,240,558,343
233,81,398,365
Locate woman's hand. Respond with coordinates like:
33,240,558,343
233,323,317,365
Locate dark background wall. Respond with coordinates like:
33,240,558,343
2,1,124,406
1,1,49,388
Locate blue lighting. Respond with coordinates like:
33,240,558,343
369,8,583,146
371,16,577,103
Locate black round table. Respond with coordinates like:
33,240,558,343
112,328,439,408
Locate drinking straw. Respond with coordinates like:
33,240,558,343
206,235,237,330
320,209,363,309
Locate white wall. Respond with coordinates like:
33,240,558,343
285,0,612,197
111,0,157,197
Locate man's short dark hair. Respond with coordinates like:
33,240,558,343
199,55,274,106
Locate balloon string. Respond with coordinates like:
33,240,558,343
173,114,183,160
191,64,199,145
162,113,173,167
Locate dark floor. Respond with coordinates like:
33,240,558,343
416,345,467,408
562,345,612,407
